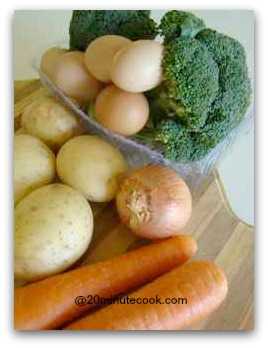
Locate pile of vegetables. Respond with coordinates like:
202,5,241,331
14,93,228,330
14,92,228,330
53,9,251,163
15,110,193,281
14,10,241,330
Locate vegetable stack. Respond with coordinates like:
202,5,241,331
68,10,252,163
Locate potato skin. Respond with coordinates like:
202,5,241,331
56,135,127,202
14,134,56,204
21,96,83,150
15,183,93,281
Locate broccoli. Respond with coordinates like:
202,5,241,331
153,119,194,162
137,118,197,163
141,24,251,162
153,37,219,130
196,29,252,130
159,10,205,42
69,10,157,51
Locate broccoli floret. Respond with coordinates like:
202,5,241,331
156,37,219,130
159,10,205,42
136,119,194,162
139,116,232,163
154,119,193,162
196,29,252,130
69,10,157,51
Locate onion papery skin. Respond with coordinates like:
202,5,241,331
116,165,192,239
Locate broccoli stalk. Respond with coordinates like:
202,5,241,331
69,10,157,51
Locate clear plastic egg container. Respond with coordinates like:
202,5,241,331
39,69,253,192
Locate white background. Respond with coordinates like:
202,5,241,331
0,0,265,345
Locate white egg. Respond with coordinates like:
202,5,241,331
85,35,131,83
40,47,67,80
95,85,149,136
53,51,103,104
111,40,163,93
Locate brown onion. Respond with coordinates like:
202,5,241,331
116,165,192,239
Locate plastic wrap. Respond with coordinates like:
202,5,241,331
38,69,253,191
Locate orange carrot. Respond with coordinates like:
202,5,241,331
66,260,227,330
14,235,197,330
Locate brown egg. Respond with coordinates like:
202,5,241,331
40,47,67,80
84,35,131,83
53,51,103,104
95,85,149,136
111,40,163,93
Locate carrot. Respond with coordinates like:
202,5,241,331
66,260,227,330
14,235,197,330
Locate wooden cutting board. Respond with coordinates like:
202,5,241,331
14,79,254,331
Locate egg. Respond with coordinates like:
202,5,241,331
40,47,67,80
95,85,149,136
53,51,103,104
111,40,163,93
84,35,131,83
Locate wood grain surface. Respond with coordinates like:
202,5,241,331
14,80,254,331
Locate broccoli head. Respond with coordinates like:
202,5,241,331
69,10,157,51
142,28,252,162
156,37,219,130
159,10,205,42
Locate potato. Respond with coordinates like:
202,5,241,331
15,183,93,281
21,96,83,150
14,134,56,204
56,135,127,202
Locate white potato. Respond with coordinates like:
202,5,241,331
21,96,83,150
14,134,56,204
15,183,93,281
56,135,128,202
